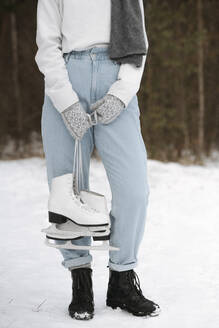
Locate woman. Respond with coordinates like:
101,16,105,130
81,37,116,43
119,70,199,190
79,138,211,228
35,0,160,321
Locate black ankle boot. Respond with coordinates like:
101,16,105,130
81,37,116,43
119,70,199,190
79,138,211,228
106,269,160,317
68,267,94,320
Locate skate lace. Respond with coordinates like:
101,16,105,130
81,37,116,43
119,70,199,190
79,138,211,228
71,139,99,214
67,179,98,213
75,195,98,213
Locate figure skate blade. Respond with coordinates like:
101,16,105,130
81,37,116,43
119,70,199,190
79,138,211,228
42,221,110,240
45,238,119,251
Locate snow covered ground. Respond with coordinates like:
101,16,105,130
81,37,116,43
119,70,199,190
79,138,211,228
0,157,219,328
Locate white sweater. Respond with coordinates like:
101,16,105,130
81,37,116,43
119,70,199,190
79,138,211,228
35,0,149,113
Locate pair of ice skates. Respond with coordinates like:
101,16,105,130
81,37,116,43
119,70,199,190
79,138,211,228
42,140,119,251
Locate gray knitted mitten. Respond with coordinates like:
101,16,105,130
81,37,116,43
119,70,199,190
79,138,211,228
90,94,126,125
61,101,92,140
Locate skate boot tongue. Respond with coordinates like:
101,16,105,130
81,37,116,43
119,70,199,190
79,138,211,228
80,190,108,213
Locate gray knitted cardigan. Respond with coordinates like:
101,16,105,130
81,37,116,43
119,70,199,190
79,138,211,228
109,0,147,68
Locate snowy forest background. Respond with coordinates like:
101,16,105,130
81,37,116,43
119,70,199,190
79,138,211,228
0,0,218,162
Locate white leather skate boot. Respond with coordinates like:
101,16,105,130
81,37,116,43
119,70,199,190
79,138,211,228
48,173,109,227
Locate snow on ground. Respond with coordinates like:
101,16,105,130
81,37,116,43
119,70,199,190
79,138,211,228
0,157,219,328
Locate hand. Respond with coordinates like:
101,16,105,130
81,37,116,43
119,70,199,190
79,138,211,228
61,101,92,140
90,94,126,125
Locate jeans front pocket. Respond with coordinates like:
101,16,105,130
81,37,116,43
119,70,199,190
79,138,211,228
97,59,121,97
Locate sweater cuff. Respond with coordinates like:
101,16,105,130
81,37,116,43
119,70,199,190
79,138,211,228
107,80,138,108
45,84,79,113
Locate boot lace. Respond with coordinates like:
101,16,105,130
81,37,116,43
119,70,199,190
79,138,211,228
126,270,159,310
127,270,144,298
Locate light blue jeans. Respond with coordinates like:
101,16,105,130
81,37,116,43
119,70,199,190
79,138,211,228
41,46,149,272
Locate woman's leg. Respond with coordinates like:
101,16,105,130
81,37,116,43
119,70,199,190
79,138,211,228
41,56,94,270
93,56,149,272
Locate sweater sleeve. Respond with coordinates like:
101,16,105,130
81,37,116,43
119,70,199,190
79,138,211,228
35,0,79,113
107,0,149,108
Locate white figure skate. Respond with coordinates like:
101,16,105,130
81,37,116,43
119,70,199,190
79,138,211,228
42,140,119,250
42,141,119,251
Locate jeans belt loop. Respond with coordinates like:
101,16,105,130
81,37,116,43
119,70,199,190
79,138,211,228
67,52,71,62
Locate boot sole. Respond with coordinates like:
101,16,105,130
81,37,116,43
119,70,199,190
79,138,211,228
69,310,94,320
106,300,161,317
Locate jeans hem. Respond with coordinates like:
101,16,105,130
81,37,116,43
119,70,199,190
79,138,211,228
108,260,138,272
61,254,92,269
